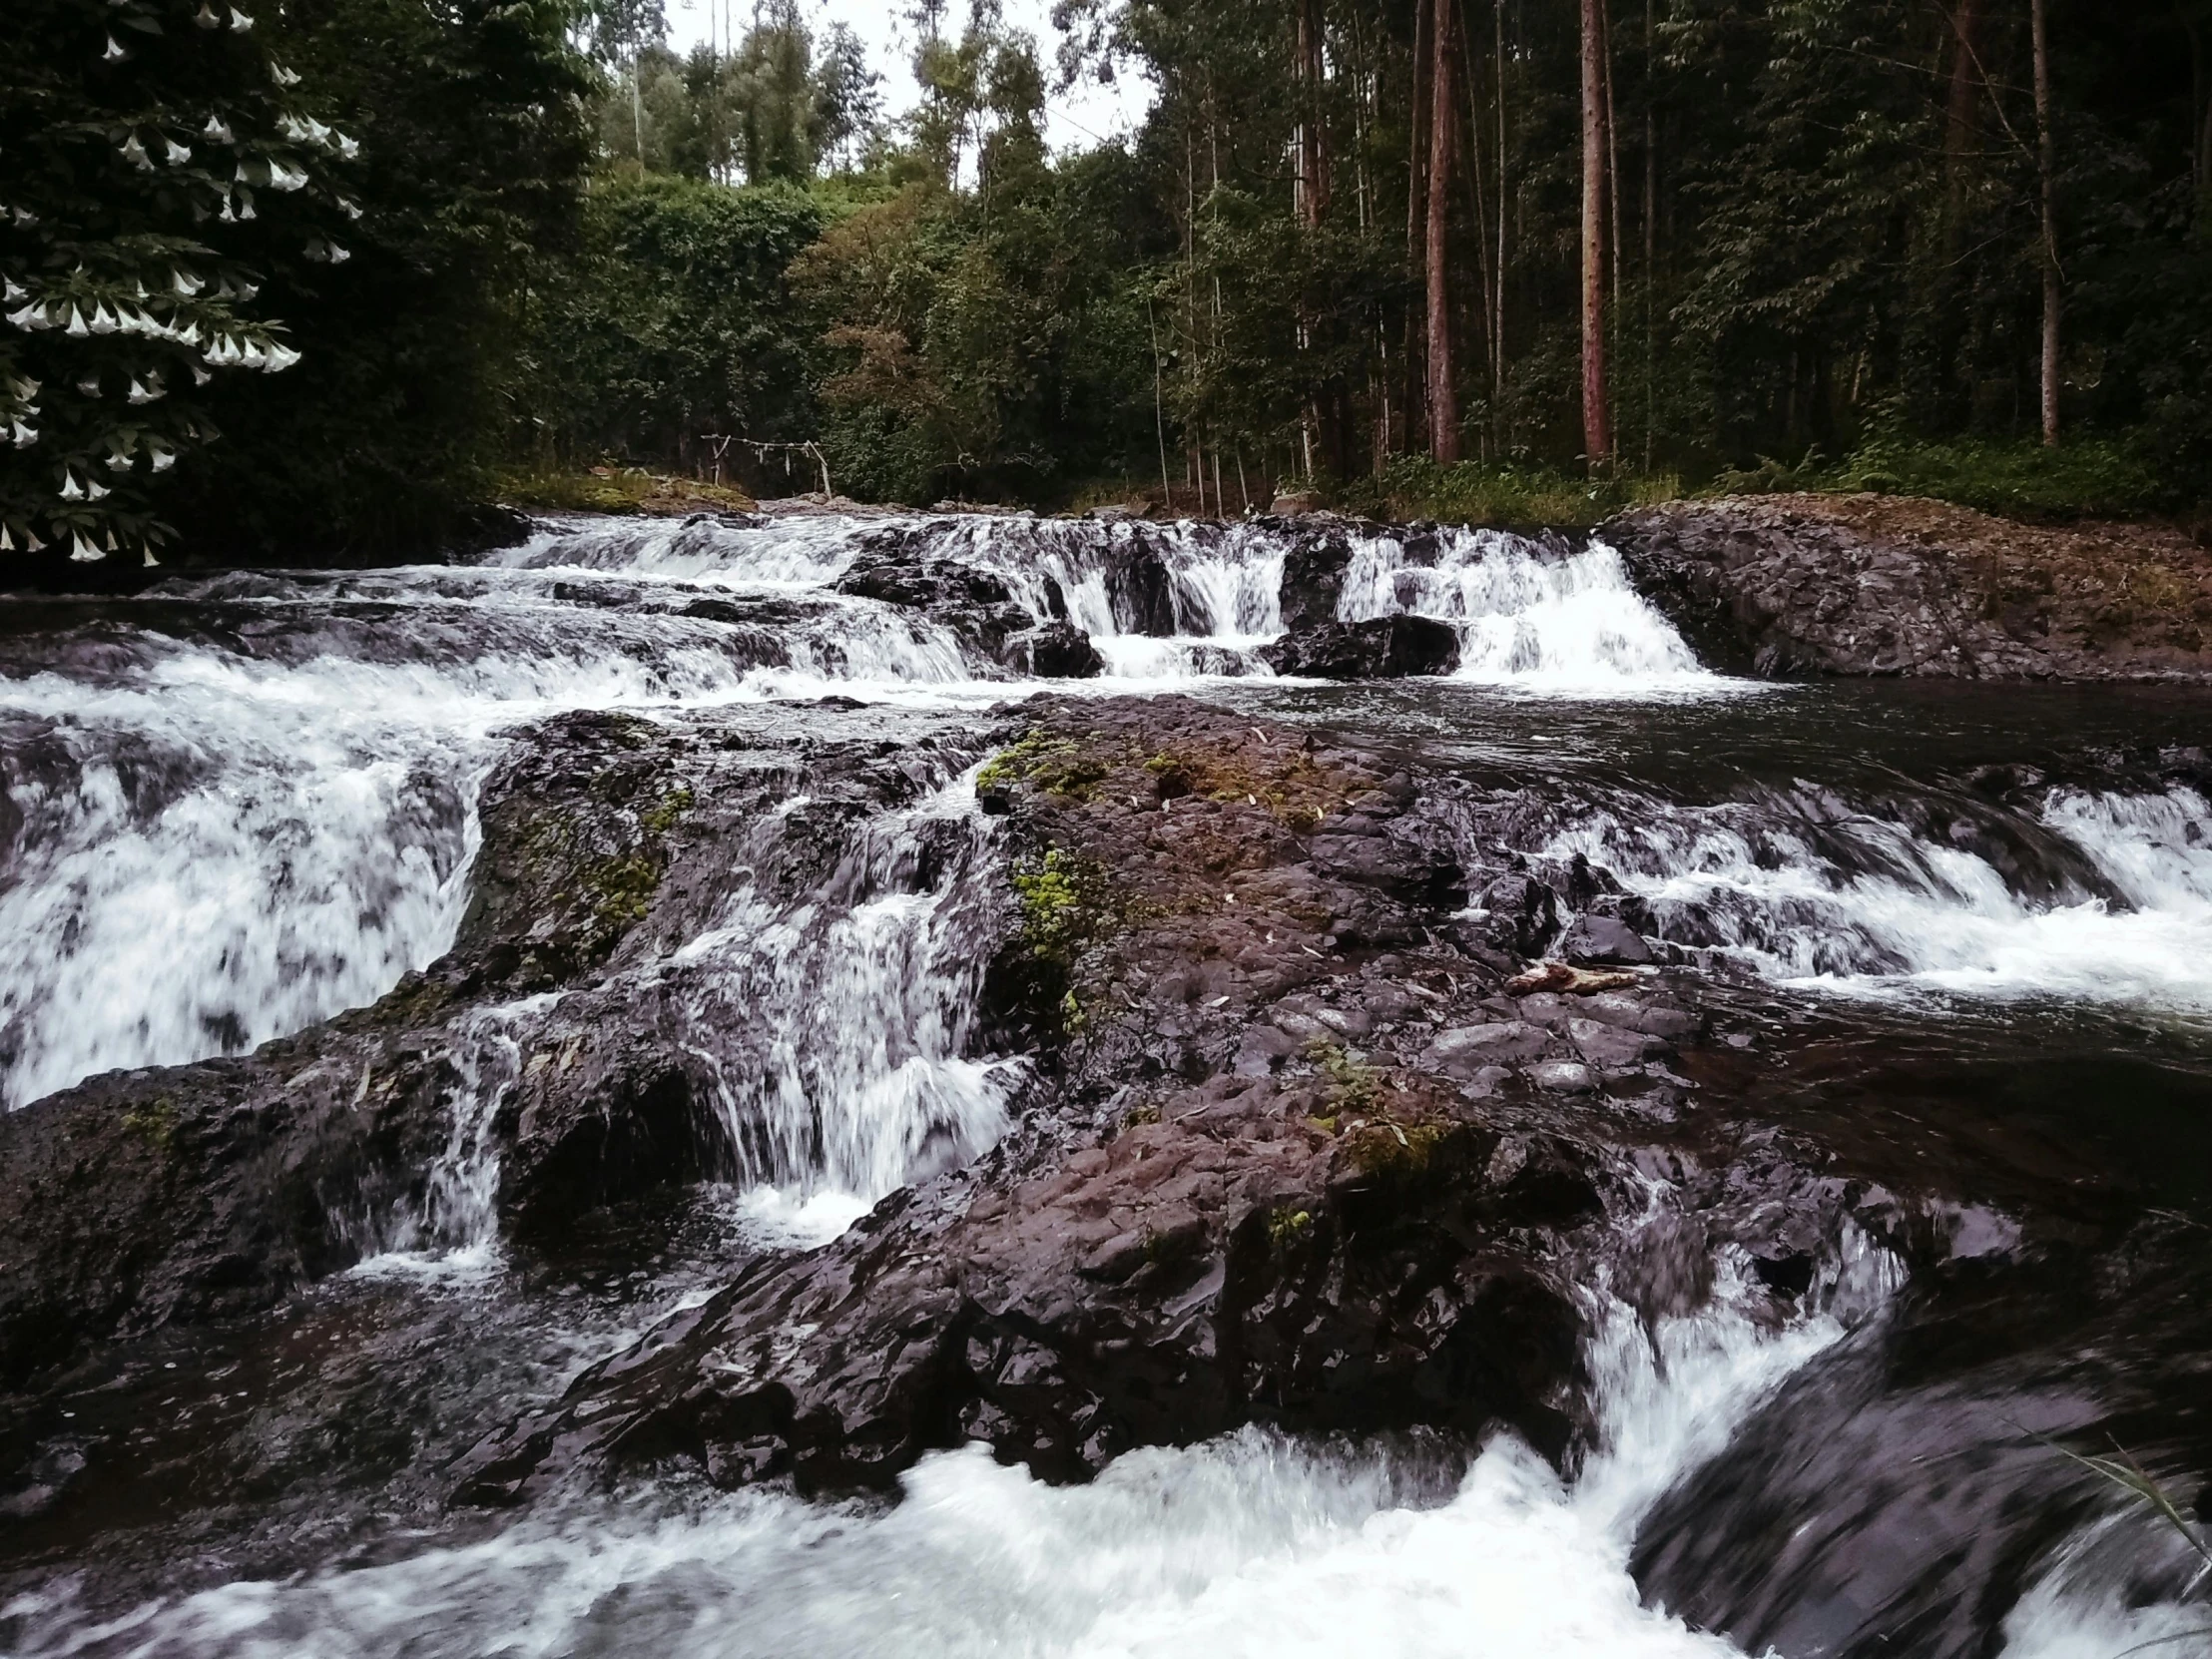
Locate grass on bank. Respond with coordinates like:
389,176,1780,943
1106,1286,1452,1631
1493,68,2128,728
494,464,758,516
1332,428,2192,529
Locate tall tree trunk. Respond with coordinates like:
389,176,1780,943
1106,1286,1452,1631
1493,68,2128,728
1579,0,1613,468
1426,0,1459,463
1404,0,1431,453
2032,0,2059,446
1493,0,1507,428
1297,0,1331,230
1944,0,1986,233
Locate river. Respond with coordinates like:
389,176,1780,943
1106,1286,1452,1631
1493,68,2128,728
1,510,2207,1658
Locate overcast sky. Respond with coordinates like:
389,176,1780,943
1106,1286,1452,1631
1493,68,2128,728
662,0,1152,155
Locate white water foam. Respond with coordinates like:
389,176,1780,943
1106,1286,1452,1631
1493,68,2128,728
670,767,1024,1223
1338,530,1712,691
1547,784,2212,1011
0,550,1006,1109
5,1244,1896,1659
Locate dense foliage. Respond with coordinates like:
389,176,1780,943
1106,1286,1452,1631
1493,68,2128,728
9,0,2211,555
0,0,344,560
520,0,2212,515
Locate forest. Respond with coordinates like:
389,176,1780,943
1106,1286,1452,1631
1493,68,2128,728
7,0,2212,560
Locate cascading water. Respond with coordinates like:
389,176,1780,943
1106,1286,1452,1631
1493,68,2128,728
0,1237,1903,1659
1337,529,1710,687
1534,781,2212,1009
0,511,1709,1109
7,511,2209,1659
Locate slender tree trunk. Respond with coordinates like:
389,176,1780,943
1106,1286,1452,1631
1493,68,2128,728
1298,0,1331,229
1944,0,1985,235
1425,0,1460,463
1603,0,1621,316
1404,0,1431,453
2032,0,2059,446
1579,0,1613,468
1493,0,1507,429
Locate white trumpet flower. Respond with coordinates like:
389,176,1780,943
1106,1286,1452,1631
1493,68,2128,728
165,138,192,165
196,1,219,24
10,423,36,447
104,438,134,469
89,301,119,334
121,135,153,169
3,279,25,302
203,116,233,142
65,305,89,336
103,34,126,58
238,190,256,220
268,159,307,191
271,61,300,85
128,376,163,404
70,531,105,562
335,132,359,159
230,8,253,28
0,526,11,551
60,472,86,500
142,545,161,567
262,342,300,371
77,374,101,396
172,270,204,297
150,443,176,470
6,303,42,331
86,479,110,500
191,365,211,385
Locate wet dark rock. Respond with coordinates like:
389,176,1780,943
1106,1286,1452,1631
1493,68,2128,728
1556,914,1656,966
1259,616,1461,680
449,701,1935,1507
0,704,997,1382
1003,622,1104,679
1607,494,2212,681
1473,872,1562,958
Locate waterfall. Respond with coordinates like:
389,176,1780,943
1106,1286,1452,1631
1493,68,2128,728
1337,530,1709,686
2,1237,1900,1659
1538,783,2212,1010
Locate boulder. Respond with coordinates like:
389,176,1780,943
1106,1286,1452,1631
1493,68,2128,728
1556,913,1656,966
1260,616,1462,679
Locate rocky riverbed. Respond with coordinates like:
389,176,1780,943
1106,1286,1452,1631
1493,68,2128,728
2,506,2209,1658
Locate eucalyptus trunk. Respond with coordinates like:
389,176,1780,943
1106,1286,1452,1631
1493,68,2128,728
1426,0,1460,464
1580,0,1613,468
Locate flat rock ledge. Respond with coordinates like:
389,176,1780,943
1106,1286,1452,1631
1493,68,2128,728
449,700,1920,1503
1606,493,2212,681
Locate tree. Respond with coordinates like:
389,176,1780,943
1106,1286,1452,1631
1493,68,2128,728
1424,0,1458,463
0,0,345,562
1579,0,1611,469
2030,0,2059,445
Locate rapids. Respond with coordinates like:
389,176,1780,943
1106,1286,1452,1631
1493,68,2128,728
3,510,2208,1659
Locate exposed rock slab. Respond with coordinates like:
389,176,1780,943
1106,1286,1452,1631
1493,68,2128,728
1607,493,2212,680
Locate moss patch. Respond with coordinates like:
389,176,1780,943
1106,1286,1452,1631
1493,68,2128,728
978,730,1111,801
120,1096,178,1155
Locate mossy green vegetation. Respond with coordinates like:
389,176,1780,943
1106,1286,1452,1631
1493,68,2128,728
1011,848,1108,968
1342,458,1684,530
977,732,1110,802
120,1096,178,1156
1715,429,2176,522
